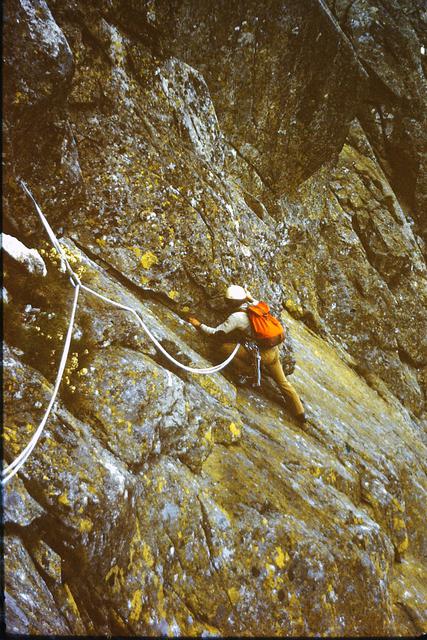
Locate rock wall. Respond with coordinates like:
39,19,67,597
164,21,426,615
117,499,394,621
3,0,427,636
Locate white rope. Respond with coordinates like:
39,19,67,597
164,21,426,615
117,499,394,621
79,283,240,374
3,182,240,485
20,179,238,373
20,180,79,284
2,283,80,485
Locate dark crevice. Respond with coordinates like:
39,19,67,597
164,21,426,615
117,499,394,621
162,577,203,624
241,188,274,225
329,185,347,213
164,574,220,631
397,345,425,369
196,496,220,577
162,530,186,575
8,509,77,566
375,102,392,155
106,12,164,60
394,601,424,635
3,524,76,633
71,237,187,317
227,139,276,196
328,186,393,292
196,496,237,611
129,449,158,475
4,521,31,541
60,563,113,633
52,5,112,68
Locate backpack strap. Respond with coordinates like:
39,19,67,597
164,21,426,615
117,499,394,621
248,301,270,316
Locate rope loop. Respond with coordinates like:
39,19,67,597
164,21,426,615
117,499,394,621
2,182,240,485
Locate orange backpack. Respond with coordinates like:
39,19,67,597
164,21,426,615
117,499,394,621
247,302,285,348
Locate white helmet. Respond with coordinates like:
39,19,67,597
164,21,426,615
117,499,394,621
225,285,248,301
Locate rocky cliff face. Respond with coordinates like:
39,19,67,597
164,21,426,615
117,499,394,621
3,0,427,636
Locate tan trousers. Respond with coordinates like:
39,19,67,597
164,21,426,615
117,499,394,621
220,342,304,416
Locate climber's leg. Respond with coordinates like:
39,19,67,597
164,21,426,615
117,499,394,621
261,347,305,417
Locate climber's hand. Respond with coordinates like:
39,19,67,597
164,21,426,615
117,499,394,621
188,316,201,328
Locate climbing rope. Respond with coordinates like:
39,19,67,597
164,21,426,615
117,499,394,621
19,180,79,286
2,284,80,485
79,283,240,374
2,182,240,485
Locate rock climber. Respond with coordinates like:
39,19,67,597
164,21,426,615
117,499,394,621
188,285,306,425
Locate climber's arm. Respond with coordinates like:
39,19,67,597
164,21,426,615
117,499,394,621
188,314,244,335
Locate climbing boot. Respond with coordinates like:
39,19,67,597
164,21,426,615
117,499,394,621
295,411,306,426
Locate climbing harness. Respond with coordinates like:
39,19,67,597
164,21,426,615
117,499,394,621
2,181,240,485
242,339,261,387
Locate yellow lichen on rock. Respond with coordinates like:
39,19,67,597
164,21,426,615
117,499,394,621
397,536,409,553
142,541,155,568
229,422,241,438
105,565,125,595
64,583,80,618
129,589,143,623
228,586,240,605
393,516,406,530
274,546,290,569
140,251,159,269
79,518,93,533
131,246,142,257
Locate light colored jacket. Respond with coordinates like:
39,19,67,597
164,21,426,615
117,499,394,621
200,300,259,337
